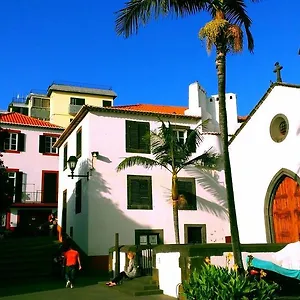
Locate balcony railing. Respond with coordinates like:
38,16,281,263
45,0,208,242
21,191,43,203
69,104,83,115
30,107,50,119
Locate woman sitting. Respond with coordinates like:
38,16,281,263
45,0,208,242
106,251,138,287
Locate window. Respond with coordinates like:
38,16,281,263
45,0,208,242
178,178,197,210
39,135,58,154
76,128,82,158
270,114,289,143
70,97,85,106
7,171,24,203
75,179,82,214
126,121,150,153
184,224,206,244
32,97,50,108
135,229,164,245
174,130,186,145
3,132,25,152
103,100,112,107
127,175,152,209
63,143,68,170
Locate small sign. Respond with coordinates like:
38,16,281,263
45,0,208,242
149,235,158,245
139,235,148,245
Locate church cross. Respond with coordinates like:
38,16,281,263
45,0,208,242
273,62,283,82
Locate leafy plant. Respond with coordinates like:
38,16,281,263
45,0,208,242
182,263,279,300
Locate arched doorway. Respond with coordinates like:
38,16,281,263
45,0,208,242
265,169,300,243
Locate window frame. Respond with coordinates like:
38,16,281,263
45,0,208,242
178,177,197,210
127,175,153,210
184,224,207,244
76,127,82,158
63,143,68,171
125,120,150,154
70,97,85,106
4,132,18,151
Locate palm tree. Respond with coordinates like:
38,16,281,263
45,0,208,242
116,121,220,244
115,0,257,272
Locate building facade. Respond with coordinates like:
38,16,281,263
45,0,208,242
54,81,245,270
7,83,117,128
0,112,64,234
229,82,300,245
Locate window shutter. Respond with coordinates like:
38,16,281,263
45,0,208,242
75,179,82,214
128,176,152,209
139,122,150,153
63,144,68,169
76,130,82,157
17,133,25,152
15,171,23,203
187,129,196,153
39,135,46,153
126,121,139,152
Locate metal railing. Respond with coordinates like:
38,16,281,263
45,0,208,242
21,191,43,203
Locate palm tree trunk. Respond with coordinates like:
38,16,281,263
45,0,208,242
172,173,180,244
216,46,244,272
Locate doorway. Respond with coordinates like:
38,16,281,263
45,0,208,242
42,171,58,203
184,224,207,244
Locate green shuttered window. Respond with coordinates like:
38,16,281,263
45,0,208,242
126,120,150,153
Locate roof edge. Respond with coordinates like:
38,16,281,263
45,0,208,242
229,82,300,145
54,104,202,148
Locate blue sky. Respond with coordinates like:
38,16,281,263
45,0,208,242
0,0,299,116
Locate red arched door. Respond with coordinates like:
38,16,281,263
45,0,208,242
272,176,300,243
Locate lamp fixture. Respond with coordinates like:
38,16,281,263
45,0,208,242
67,156,89,180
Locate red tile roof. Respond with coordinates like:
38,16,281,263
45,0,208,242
0,112,63,129
114,104,248,121
114,103,187,115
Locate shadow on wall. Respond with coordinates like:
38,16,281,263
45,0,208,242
162,167,228,220
187,167,228,220
67,155,148,256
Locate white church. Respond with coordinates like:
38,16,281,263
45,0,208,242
54,74,300,271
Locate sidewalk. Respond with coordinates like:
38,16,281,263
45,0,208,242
0,278,175,300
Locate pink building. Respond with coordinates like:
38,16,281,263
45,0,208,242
0,112,63,234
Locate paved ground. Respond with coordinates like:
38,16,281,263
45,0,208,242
0,277,175,300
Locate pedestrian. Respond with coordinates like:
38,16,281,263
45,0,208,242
106,251,138,287
48,213,57,236
63,243,82,289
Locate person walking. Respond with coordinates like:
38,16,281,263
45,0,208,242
63,243,82,289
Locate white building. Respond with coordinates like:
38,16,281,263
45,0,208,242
54,81,245,271
0,112,64,233
229,82,300,245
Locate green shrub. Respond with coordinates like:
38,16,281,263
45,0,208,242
182,263,279,300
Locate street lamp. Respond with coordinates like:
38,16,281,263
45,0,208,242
67,156,89,180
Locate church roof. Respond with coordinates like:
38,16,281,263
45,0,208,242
0,112,64,130
229,82,300,145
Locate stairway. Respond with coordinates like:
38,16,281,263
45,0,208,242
0,236,59,285
112,276,163,297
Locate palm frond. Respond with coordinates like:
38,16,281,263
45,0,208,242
181,149,222,170
116,156,163,172
115,0,209,37
223,0,254,52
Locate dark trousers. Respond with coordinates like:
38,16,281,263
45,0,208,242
65,265,76,284
112,271,128,284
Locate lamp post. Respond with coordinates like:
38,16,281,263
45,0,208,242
67,156,89,180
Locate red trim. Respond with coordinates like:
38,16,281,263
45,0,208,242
43,153,59,156
43,133,61,138
4,150,20,154
41,170,59,203
225,236,232,243
6,129,21,134
11,203,58,208
5,212,10,230
6,168,20,172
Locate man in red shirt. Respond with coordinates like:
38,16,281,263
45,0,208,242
63,244,82,289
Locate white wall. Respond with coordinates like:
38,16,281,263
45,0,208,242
57,115,90,253
230,85,300,243
85,111,228,255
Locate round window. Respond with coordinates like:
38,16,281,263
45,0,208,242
270,114,289,143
